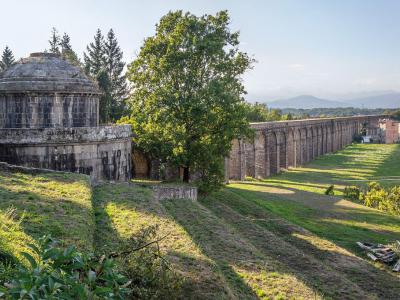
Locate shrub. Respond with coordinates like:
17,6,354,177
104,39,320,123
359,182,400,216
0,236,131,299
384,186,400,215
325,185,335,195
195,158,225,194
343,186,361,201
121,225,181,299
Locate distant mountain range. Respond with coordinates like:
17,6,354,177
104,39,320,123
267,93,400,109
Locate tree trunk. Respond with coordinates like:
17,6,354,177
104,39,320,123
183,166,190,183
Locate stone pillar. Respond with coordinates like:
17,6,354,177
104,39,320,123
318,127,323,156
287,130,295,167
294,129,302,167
254,131,266,178
238,139,246,180
245,140,255,178
224,157,230,183
278,131,287,170
307,128,313,162
264,130,270,177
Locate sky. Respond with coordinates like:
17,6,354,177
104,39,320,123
0,0,399,102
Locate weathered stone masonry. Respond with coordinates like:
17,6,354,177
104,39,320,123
226,115,383,180
0,53,132,182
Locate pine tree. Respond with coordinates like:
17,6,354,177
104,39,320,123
60,33,80,65
49,27,61,54
0,46,15,72
83,29,105,76
103,29,128,102
84,29,128,123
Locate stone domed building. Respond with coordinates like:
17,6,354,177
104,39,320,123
0,52,131,181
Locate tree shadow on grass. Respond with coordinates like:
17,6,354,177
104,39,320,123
229,183,400,237
205,187,400,299
92,183,242,299
0,174,94,253
163,198,323,299
373,143,400,177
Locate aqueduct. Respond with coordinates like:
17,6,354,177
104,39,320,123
225,115,383,180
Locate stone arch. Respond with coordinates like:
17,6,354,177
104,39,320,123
300,127,308,163
307,127,313,162
254,131,266,178
267,131,278,175
294,128,302,166
317,126,323,156
339,123,345,149
333,122,340,151
287,129,295,167
228,139,240,179
312,127,318,159
278,131,287,170
322,126,328,154
245,140,255,178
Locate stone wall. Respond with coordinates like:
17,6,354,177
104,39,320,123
226,115,385,180
0,93,98,128
379,119,400,144
0,125,132,182
152,185,198,201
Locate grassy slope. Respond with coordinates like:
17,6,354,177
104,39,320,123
0,169,94,264
93,144,400,299
93,183,234,299
1,144,399,299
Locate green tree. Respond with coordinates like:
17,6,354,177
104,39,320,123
391,109,400,121
48,27,61,54
126,10,253,189
244,102,286,122
0,46,15,72
84,29,110,123
84,29,105,76
103,29,128,121
60,33,80,65
84,29,128,123
96,70,113,123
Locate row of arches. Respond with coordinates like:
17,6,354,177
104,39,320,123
227,118,366,180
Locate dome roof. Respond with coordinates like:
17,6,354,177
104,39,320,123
0,53,100,94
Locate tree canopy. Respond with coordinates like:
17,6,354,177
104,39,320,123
125,10,253,190
0,46,15,72
48,28,80,65
84,29,128,123
244,102,294,122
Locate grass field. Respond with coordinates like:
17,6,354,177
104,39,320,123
95,144,400,299
0,169,93,265
1,144,399,299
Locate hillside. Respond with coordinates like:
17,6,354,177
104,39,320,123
1,144,399,299
268,95,348,109
347,92,400,108
266,93,400,109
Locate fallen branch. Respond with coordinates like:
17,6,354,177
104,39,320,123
108,234,170,258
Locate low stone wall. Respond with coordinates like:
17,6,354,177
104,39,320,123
152,185,197,201
0,125,132,182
